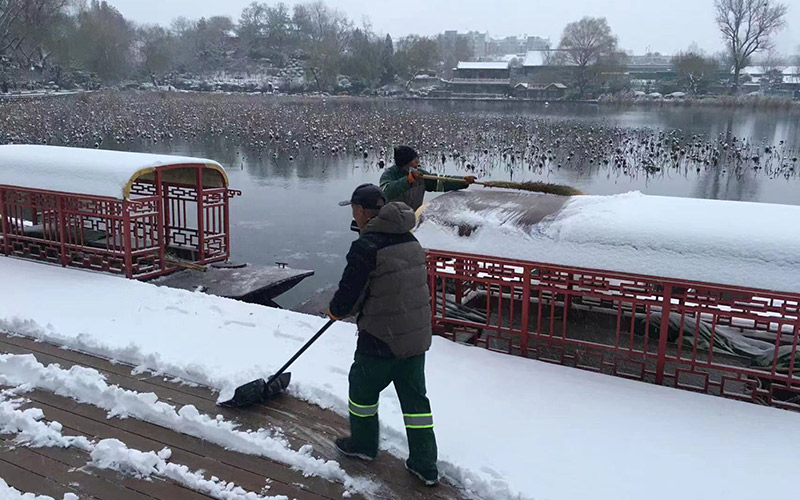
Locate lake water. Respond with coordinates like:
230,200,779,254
111,98,800,307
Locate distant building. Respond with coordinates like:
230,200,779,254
517,50,568,83
449,61,511,95
512,82,567,100
740,66,800,95
627,53,675,81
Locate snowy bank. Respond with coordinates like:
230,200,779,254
0,257,798,500
416,190,800,293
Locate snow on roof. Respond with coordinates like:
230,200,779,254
742,66,800,76
456,61,509,70
0,145,227,200
416,190,800,293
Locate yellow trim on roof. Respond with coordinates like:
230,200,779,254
121,163,229,200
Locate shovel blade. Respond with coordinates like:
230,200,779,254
218,378,267,408
217,372,292,408
264,372,292,400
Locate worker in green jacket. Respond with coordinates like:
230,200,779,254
380,146,476,211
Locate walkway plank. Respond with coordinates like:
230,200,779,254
2,433,210,500
0,334,467,500
12,392,336,500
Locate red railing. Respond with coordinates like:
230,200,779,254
0,165,240,279
427,250,800,412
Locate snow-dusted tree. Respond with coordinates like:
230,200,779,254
714,0,787,93
293,1,351,92
672,51,720,95
556,17,620,97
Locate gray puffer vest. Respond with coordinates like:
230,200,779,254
328,202,432,358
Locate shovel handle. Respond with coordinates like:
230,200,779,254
267,319,336,383
422,174,485,186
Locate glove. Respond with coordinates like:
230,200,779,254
326,309,341,321
463,176,477,185
408,168,424,183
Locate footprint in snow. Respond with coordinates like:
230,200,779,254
165,306,189,315
328,366,347,376
224,320,256,328
274,330,304,342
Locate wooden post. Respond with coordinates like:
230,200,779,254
655,284,673,385
122,201,133,278
57,195,67,267
520,264,531,356
196,166,205,262
155,170,166,272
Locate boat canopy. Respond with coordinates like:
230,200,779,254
0,145,228,200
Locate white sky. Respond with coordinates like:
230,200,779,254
108,0,798,56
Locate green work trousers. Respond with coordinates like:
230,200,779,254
347,353,438,476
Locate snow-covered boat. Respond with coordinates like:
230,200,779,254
0,145,312,304
416,189,800,411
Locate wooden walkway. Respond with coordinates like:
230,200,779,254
0,334,466,500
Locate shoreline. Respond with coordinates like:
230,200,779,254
3,87,798,110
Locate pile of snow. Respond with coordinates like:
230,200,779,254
0,354,369,495
0,257,799,500
415,190,800,293
0,388,286,500
89,439,285,500
0,479,78,500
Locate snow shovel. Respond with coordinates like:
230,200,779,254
218,319,336,408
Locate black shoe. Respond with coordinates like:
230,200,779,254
334,437,376,461
405,459,439,486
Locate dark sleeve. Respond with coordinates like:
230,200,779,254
380,168,413,200
329,237,378,318
420,168,468,193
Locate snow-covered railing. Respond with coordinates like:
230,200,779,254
427,250,800,412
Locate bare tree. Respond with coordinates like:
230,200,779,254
394,35,438,89
673,50,719,95
10,0,70,70
556,17,619,97
757,48,785,73
293,1,351,92
714,0,787,93
138,24,174,80
0,0,24,54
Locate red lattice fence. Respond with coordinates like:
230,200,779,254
427,250,800,412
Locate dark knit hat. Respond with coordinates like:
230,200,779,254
394,145,418,168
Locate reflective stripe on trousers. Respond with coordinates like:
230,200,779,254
349,398,379,418
403,413,434,429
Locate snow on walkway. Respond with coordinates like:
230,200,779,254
0,257,798,500
0,479,77,500
0,353,370,495
0,388,287,500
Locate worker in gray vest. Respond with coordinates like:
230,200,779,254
328,183,439,486
380,146,475,211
